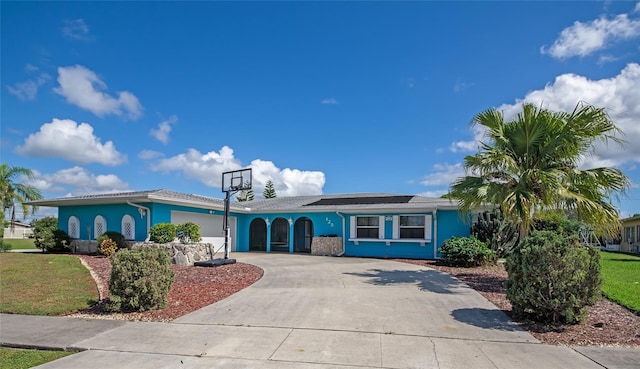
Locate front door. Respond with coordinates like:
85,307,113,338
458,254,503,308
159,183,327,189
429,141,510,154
294,217,313,253
249,218,267,251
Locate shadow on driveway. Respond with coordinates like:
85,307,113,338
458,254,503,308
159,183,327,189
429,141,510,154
344,268,468,294
451,308,523,331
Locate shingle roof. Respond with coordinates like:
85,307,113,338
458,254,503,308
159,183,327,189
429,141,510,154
238,193,459,213
27,189,233,210
28,190,459,213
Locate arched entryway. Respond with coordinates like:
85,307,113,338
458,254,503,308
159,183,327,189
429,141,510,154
249,218,267,251
294,217,313,253
270,217,290,252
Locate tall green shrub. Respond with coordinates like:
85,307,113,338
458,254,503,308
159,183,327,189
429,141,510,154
505,230,601,324
176,222,201,243
439,236,496,267
532,212,582,236
32,217,70,252
97,231,128,251
149,223,177,243
107,248,175,312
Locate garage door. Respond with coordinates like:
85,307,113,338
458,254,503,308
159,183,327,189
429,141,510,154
170,211,236,251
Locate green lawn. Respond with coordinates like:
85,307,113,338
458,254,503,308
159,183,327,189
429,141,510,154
1,238,38,250
0,253,98,315
0,348,73,369
600,251,640,314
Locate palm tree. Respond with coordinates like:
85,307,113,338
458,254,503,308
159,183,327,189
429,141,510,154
1,163,43,235
449,102,628,237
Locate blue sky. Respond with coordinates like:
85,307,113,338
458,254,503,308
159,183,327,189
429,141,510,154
2,1,640,221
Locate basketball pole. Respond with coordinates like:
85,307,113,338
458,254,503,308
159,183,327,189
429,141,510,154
223,189,233,259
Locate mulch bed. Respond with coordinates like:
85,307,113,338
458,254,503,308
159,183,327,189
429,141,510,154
397,259,640,347
69,255,639,347
68,255,263,322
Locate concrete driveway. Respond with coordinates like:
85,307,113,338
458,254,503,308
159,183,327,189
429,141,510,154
176,253,534,343
22,253,622,368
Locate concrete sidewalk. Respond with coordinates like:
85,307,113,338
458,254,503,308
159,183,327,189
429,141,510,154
1,254,638,368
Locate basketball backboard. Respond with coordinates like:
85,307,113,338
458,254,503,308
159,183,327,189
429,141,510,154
222,168,252,193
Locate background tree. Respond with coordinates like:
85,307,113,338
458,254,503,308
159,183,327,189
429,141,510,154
32,217,70,253
263,180,277,199
449,102,628,237
236,180,255,202
0,164,43,235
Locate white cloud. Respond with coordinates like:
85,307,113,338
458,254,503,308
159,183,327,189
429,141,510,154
61,19,92,41
7,80,40,101
418,190,448,198
450,63,640,167
54,65,143,119
635,2,640,13
138,150,164,160
25,64,39,73
421,163,464,186
321,97,339,105
405,78,416,88
151,146,242,188
449,123,484,153
15,118,127,166
6,65,51,101
29,167,130,196
453,81,475,93
150,146,325,196
150,115,177,144
249,159,325,196
541,13,640,59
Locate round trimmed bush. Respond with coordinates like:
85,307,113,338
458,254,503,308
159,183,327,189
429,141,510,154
149,223,177,243
99,238,118,256
97,231,128,251
177,222,201,243
107,247,175,312
505,230,601,324
439,236,496,267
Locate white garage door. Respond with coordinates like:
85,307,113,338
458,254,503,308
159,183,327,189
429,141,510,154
170,211,236,251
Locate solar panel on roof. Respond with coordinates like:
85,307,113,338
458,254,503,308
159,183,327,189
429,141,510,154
304,196,414,206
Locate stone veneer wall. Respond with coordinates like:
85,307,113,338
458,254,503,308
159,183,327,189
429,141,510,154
70,240,214,266
70,240,100,254
311,237,343,256
131,242,215,266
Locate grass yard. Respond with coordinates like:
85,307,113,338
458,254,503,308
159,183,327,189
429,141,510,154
1,238,38,250
0,253,98,315
0,348,73,369
600,251,640,314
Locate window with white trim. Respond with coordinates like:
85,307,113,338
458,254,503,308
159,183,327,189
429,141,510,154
399,215,425,239
121,214,135,240
357,216,380,238
94,215,106,239
392,214,432,241
350,216,384,239
68,216,80,239
624,226,636,244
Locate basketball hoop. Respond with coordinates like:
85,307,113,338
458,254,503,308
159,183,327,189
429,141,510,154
222,168,252,261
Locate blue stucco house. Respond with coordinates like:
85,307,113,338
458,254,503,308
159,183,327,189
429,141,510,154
29,189,470,259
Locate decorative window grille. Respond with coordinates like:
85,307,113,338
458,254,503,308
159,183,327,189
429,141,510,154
68,216,80,239
94,216,106,239
121,214,135,240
